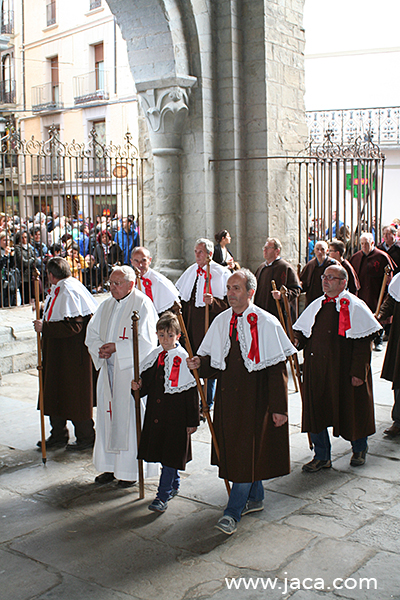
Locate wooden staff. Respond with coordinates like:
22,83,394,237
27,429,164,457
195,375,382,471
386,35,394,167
271,280,298,392
133,266,142,292
33,268,46,465
131,311,145,499
375,264,392,317
173,301,230,495
281,285,313,450
203,256,211,406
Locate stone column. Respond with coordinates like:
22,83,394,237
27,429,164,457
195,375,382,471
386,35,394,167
137,76,196,279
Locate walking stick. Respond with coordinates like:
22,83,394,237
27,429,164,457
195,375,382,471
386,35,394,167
133,266,142,292
131,311,145,499
271,280,298,392
281,285,313,451
374,265,392,317
203,256,212,409
173,301,231,496
33,268,46,465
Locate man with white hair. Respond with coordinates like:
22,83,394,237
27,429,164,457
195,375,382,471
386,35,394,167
131,246,180,314
85,266,158,487
350,232,394,351
176,238,230,409
300,240,337,306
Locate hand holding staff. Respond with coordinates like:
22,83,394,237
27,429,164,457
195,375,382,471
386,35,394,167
172,301,231,495
133,266,142,292
375,264,392,317
281,285,313,450
271,280,298,393
131,311,145,499
33,267,46,465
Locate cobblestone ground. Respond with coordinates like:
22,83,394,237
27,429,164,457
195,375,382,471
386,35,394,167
0,348,399,600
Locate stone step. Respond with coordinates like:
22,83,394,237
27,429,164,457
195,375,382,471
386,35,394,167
0,305,38,380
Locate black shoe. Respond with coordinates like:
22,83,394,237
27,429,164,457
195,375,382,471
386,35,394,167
117,480,137,488
36,436,68,449
95,472,115,484
65,441,94,452
374,342,383,352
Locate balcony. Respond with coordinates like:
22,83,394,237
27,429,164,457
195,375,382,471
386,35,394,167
306,107,400,148
73,70,109,105
0,79,16,104
1,9,14,34
32,82,63,112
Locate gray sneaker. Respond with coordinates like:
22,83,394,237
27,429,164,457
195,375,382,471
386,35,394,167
215,515,237,535
241,500,264,516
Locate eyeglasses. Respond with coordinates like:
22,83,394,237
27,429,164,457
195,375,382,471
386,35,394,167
321,274,343,281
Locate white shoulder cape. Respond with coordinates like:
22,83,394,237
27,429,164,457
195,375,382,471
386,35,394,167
140,268,180,313
388,272,400,302
140,344,197,394
44,276,98,322
176,261,230,307
197,303,296,373
293,290,381,339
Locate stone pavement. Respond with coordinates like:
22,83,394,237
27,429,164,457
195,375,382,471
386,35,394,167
1,348,399,600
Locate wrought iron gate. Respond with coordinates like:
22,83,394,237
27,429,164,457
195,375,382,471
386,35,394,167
0,125,145,307
296,130,385,264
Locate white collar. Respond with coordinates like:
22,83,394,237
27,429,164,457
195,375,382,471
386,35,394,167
293,290,381,339
388,272,400,302
140,344,197,394
197,303,296,373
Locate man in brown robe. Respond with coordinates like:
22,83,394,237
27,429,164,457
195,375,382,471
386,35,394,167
176,238,230,408
33,257,98,451
254,237,301,321
350,232,394,350
379,272,400,437
188,269,295,535
328,239,360,295
293,265,380,472
377,225,400,270
300,240,337,306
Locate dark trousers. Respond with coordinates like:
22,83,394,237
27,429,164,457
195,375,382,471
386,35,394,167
50,415,95,444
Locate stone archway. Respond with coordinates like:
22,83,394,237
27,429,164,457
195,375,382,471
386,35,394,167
107,0,307,275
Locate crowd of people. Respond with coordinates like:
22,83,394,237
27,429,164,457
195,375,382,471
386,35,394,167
0,211,139,307
25,217,400,536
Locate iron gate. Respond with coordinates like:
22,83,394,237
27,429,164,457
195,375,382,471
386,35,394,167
0,124,145,307
295,129,385,264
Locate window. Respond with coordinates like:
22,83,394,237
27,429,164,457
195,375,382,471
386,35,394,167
1,0,14,34
90,0,101,9
94,43,104,91
50,56,59,104
46,0,56,26
1,52,15,103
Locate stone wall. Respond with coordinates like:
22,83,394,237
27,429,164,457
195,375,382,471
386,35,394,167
107,0,307,275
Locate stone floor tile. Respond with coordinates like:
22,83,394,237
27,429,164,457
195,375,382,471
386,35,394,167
35,573,141,600
348,515,400,553
333,453,400,483
280,538,374,591
333,551,398,599
220,522,316,571
0,548,60,600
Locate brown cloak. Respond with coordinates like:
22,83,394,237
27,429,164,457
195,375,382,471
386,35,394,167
300,257,337,306
295,303,375,441
41,315,93,421
254,258,301,320
380,294,400,389
200,333,290,483
350,247,394,312
137,360,200,470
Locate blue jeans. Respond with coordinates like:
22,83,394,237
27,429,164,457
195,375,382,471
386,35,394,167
310,429,368,461
223,481,264,522
207,378,216,408
157,465,180,502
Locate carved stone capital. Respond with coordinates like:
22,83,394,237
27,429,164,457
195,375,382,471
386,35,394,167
138,83,195,155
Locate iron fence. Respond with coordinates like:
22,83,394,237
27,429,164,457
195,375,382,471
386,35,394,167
0,124,145,308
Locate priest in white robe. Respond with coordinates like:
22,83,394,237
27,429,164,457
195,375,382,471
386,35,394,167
85,266,159,486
